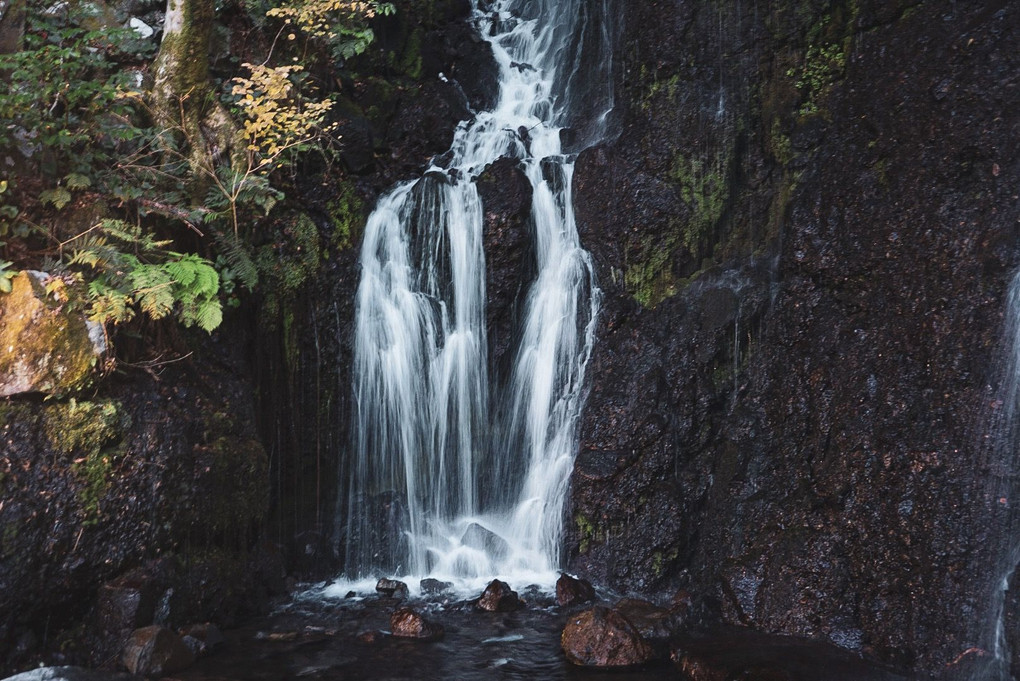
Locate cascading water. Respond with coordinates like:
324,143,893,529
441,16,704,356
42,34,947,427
340,0,611,587
976,268,1020,681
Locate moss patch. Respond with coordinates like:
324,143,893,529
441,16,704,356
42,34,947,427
624,146,735,308
326,179,365,252
43,398,130,523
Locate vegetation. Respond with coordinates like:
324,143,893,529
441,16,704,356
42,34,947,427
0,0,381,368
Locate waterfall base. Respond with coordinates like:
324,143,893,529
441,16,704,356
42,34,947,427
156,588,914,681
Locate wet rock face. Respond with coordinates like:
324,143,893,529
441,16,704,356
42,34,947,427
570,0,1020,676
477,157,535,386
331,0,497,185
121,625,194,676
0,337,279,675
560,606,654,668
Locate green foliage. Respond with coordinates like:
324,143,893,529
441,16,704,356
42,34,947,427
0,260,15,293
0,0,388,363
68,220,223,332
255,212,321,322
327,180,364,250
0,179,18,237
786,41,847,116
0,14,147,190
669,153,729,253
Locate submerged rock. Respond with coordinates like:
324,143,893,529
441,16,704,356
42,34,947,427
556,573,596,607
121,625,194,676
476,579,523,612
419,578,453,596
460,523,510,562
389,608,444,642
561,606,654,667
0,271,104,396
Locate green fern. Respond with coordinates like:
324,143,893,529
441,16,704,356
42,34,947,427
213,229,259,291
68,220,224,332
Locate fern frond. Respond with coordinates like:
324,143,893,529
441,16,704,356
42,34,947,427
213,229,258,291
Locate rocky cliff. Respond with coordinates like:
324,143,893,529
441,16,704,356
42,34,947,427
569,0,1019,677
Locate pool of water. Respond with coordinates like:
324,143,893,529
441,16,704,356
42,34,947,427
167,585,915,681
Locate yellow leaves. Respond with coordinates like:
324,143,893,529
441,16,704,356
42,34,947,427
230,63,335,167
266,0,377,39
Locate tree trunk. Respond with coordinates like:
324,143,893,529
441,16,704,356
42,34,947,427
150,0,242,186
0,0,26,54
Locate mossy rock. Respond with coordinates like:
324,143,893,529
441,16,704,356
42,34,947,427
0,271,105,396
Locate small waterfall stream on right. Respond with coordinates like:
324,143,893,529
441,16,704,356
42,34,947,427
977,268,1020,681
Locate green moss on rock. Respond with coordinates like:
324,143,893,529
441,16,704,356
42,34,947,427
327,180,365,251
0,271,102,396
44,398,130,523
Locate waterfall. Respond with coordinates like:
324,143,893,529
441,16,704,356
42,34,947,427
975,269,1020,681
340,0,612,586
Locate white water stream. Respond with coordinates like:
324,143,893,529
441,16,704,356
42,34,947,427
338,0,611,589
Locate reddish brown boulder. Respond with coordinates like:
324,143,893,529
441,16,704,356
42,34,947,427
561,606,654,667
614,597,672,642
476,579,523,612
389,608,444,642
556,573,596,607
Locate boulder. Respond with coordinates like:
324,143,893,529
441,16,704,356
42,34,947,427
561,606,654,668
0,271,104,396
419,578,453,596
389,608,444,642
613,598,672,643
556,573,596,607
375,578,409,599
178,623,225,657
97,569,159,633
460,523,510,562
475,579,523,612
120,625,194,676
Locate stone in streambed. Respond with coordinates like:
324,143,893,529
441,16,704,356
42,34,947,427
178,622,226,657
556,573,596,607
121,625,195,676
613,597,672,643
375,578,409,599
420,578,453,596
460,523,510,561
389,608,444,641
561,606,654,668
476,579,523,612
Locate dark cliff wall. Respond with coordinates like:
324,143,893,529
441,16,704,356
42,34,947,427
0,333,280,673
570,0,1020,676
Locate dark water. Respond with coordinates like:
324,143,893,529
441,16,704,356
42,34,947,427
168,588,913,681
